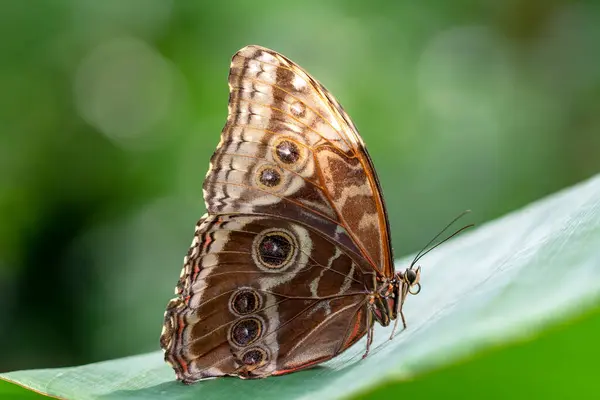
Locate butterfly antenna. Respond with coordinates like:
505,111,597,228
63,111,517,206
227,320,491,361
410,210,474,267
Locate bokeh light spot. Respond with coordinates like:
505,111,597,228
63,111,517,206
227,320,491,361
74,37,176,147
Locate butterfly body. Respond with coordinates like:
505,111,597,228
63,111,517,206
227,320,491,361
160,45,421,383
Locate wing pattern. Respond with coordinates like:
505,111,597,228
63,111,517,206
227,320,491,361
161,45,395,382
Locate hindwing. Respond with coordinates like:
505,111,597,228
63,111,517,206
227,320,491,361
161,215,373,381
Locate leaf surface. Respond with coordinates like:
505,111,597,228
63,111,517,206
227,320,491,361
3,174,600,400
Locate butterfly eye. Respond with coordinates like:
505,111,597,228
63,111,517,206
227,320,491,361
406,267,422,295
230,317,263,347
406,268,418,284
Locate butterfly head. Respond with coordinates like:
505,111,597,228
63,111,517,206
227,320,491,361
385,267,422,326
400,265,422,295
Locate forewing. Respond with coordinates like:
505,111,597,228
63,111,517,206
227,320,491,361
204,45,394,276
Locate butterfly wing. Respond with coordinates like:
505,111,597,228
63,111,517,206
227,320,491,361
161,45,395,382
205,45,394,276
161,215,372,382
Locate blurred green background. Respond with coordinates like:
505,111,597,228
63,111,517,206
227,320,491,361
1,0,599,378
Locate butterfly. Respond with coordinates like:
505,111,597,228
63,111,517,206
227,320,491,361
159,45,465,383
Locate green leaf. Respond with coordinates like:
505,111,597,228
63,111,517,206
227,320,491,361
2,173,600,400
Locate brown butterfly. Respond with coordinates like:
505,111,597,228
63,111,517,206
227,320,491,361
159,45,467,383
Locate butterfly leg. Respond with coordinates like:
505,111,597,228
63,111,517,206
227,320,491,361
362,308,375,359
388,312,407,340
389,294,401,340
400,309,407,330
389,318,399,340
389,284,409,340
